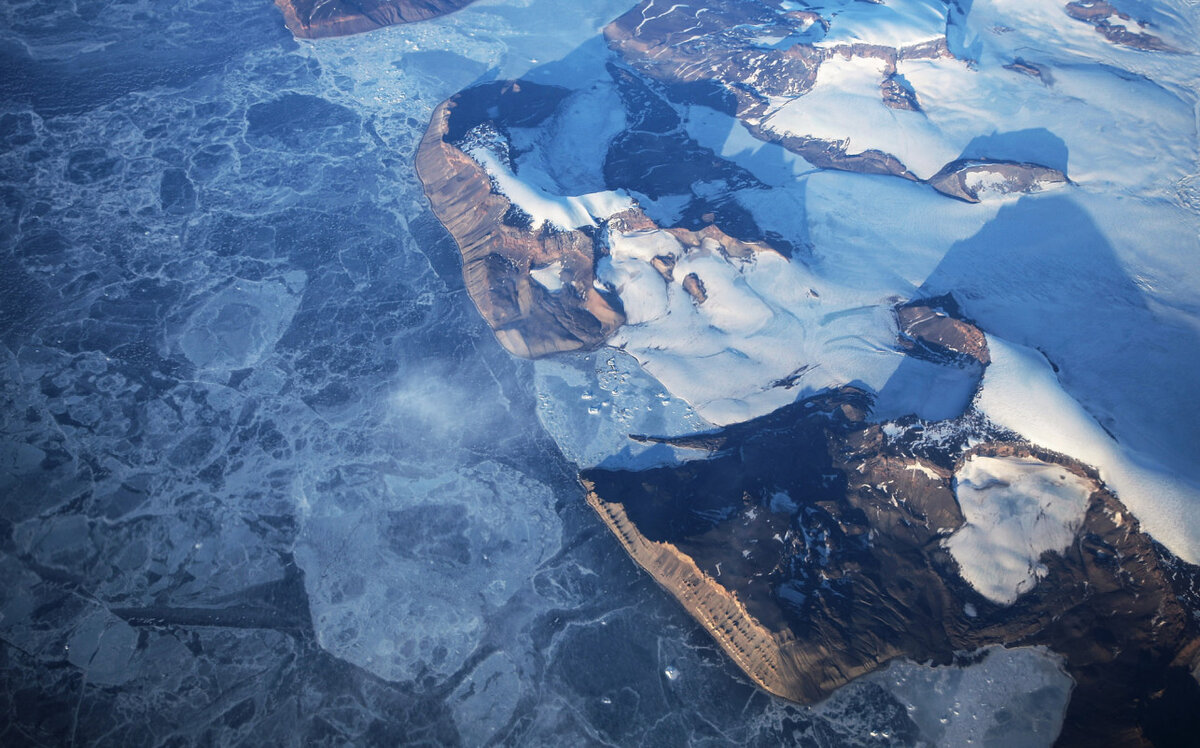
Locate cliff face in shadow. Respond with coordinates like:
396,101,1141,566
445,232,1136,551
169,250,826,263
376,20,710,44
584,383,1200,746
274,0,476,39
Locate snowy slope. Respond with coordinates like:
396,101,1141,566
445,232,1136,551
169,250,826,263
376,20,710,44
762,54,951,179
597,223,982,426
977,336,1200,564
791,0,950,50
756,0,1198,192
466,145,634,231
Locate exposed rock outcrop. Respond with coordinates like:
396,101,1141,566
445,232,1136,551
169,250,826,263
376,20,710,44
415,82,625,358
896,295,990,366
604,1,1073,199
415,81,795,358
604,0,948,184
583,392,1200,745
274,0,475,39
927,159,1069,203
1064,1,1181,53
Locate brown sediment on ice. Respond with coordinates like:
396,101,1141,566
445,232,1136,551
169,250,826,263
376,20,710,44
274,0,475,39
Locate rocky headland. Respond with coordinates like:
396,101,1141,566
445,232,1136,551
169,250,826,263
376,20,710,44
415,82,627,358
330,5,1199,743
585,380,1200,746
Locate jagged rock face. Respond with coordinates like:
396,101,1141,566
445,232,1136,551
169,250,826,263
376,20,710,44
273,0,476,39
583,391,1200,746
415,82,626,358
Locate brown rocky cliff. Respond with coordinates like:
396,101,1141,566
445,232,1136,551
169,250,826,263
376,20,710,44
584,396,1200,744
415,87,624,358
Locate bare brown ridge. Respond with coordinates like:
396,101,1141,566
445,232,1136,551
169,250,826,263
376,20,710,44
415,83,625,358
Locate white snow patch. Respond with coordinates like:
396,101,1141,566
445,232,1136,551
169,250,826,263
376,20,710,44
530,261,565,292
976,336,1200,564
946,454,1093,605
466,146,633,231
904,461,942,481
596,209,992,426
599,228,918,425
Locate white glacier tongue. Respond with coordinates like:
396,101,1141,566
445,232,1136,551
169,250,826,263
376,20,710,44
946,455,1093,605
977,335,1200,565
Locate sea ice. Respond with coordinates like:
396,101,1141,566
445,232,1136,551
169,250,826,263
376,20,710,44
295,461,562,683
176,277,305,373
533,349,713,469
865,646,1074,747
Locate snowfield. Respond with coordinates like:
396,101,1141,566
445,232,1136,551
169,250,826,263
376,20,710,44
466,145,634,231
977,336,1200,565
597,226,978,426
946,455,1094,605
799,0,949,50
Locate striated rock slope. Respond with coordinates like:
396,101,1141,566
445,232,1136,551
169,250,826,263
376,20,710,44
415,82,626,358
274,0,475,39
414,80,793,359
583,379,1200,746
